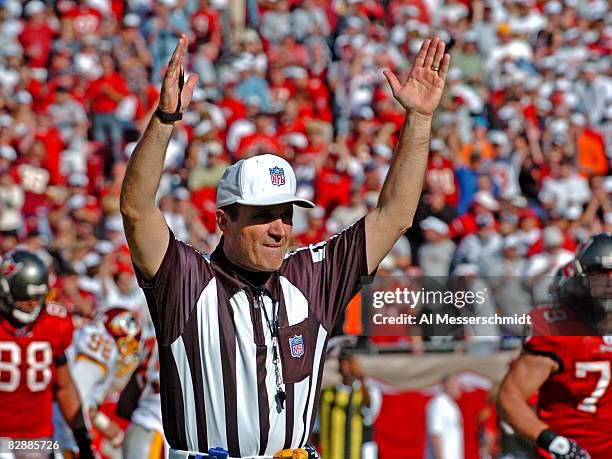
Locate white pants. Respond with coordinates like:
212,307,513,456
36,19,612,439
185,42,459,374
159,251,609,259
124,424,168,459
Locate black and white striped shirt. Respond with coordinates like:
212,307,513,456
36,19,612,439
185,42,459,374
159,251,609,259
135,218,369,457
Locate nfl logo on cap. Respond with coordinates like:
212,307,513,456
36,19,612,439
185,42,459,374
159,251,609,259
289,335,304,358
269,166,285,187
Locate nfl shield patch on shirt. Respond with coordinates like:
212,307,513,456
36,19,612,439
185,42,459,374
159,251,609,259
289,334,304,358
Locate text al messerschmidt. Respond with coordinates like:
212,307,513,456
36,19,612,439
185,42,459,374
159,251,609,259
372,313,532,326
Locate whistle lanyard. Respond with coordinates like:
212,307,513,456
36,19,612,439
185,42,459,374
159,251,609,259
257,289,286,413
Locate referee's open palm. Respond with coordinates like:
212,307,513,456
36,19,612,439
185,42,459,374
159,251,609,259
159,34,199,114
383,36,450,116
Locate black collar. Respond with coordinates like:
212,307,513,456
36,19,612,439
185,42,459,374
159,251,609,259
210,238,280,300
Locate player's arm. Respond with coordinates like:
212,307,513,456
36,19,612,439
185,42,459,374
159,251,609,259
120,33,198,280
497,352,557,443
429,435,445,459
54,363,94,459
364,37,450,274
498,353,591,458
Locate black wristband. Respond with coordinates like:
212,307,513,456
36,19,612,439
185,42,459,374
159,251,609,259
536,428,557,449
154,106,182,123
73,427,94,459
154,69,185,124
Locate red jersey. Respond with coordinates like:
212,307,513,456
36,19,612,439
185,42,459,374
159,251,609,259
426,154,459,206
524,308,612,459
63,6,102,38
0,303,73,438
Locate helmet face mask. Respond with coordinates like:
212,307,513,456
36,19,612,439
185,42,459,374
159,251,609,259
0,250,49,327
560,233,612,334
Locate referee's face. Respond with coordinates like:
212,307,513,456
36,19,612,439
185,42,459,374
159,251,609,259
219,203,293,272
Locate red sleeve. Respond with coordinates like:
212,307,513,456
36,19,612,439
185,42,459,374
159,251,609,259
114,74,130,96
45,303,74,357
523,335,565,372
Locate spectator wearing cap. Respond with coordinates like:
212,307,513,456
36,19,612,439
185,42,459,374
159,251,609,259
538,157,591,216
190,0,222,49
236,29,267,78
457,119,494,165
12,138,52,221
48,86,88,151
418,217,455,281
425,138,459,208
455,153,491,215
234,56,271,112
86,53,130,161
143,0,188,83
481,234,531,333
290,0,331,42
453,212,502,273
506,0,546,36
18,0,54,68
486,22,533,74
112,13,152,73
488,130,524,199
524,226,574,305
60,0,103,39
260,0,292,44
11,90,37,140
450,31,486,89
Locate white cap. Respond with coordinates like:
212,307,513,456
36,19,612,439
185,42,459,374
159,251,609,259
453,263,479,277
473,191,500,211
25,0,45,16
503,234,521,249
543,226,564,248
216,154,315,208
123,13,141,28
420,216,449,235
15,91,32,105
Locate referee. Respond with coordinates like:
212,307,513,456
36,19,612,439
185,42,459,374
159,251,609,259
120,34,449,459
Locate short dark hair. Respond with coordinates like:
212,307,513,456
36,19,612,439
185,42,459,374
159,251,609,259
220,203,240,221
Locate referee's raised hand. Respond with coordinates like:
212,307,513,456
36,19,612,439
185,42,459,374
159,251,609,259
158,33,199,115
383,36,450,116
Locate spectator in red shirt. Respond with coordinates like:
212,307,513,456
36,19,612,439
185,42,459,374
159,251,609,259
190,0,222,49
86,54,130,161
235,110,283,159
60,0,103,38
425,139,459,208
18,0,55,69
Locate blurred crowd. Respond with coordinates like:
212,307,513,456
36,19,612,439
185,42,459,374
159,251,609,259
0,0,610,343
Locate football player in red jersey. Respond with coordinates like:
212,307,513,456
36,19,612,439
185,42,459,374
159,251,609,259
498,233,612,459
0,249,94,459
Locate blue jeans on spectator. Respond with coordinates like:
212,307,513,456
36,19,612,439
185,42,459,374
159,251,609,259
92,112,123,162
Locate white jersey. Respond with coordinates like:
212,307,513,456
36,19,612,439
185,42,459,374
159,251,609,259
68,321,120,410
131,334,163,433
